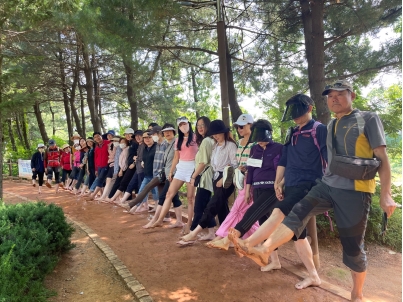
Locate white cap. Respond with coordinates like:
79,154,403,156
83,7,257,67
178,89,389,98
176,116,189,126
234,114,254,126
161,127,176,132
124,128,134,134
37,143,45,149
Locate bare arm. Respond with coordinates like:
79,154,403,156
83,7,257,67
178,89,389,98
373,146,396,217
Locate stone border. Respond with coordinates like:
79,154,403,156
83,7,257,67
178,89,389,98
4,190,154,302
67,218,154,302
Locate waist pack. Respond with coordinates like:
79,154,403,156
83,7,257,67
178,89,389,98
330,152,380,180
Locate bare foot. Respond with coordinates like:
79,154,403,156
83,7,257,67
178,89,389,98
227,227,241,244
151,221,164,228
206,237,230,251
181,232,198,242
181,224,190,235
198,233,216,241
243,245,270,267
142,221,155,229
261,262,281,272
167,221,185,229
351,293,363,302
231,236,250,258
295,276,321,290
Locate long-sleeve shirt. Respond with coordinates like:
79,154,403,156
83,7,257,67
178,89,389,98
118,147,129,172
211,141,238,180
31,151,45,173
247,142,283,189
136,143,145,174
163,139,176,176
94,139,110,170
153,140,168,177
278,119,327,186
142,143,157,177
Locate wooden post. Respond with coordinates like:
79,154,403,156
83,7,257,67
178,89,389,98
307,216,320,269
8,159,12,176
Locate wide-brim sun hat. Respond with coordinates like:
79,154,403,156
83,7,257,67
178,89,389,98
207,120,230,136
86,137,95,143
61,144,70,150
37,143,45,149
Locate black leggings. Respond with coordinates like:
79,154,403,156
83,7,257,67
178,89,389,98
33,171,45,186
158,180,182,207
118,168,136,192
191,187,215,231
198,175,234,229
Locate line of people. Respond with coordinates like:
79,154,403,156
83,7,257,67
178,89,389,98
30,80,396,302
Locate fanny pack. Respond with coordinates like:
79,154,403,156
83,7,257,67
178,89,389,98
329,117,380,180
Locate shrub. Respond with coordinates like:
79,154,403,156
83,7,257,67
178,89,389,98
0,201,74,301
316,183,402,252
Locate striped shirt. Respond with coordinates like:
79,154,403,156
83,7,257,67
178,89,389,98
153,140,168,177
236,138,255,166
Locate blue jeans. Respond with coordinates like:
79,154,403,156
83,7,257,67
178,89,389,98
138,176,159,205
90,167,109,191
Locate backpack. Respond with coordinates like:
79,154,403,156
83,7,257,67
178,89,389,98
292,121,333,232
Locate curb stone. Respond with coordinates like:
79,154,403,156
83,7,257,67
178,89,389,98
65,216,154,302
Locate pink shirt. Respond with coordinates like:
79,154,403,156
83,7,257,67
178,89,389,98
73,151,81,167
174,136,198,161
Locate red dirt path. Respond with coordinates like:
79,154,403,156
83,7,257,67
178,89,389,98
4,181,402,302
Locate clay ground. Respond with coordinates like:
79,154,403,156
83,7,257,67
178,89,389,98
3,180,402,302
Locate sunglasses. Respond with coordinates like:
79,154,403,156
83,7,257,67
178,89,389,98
324,82,347,90
236,125,244,129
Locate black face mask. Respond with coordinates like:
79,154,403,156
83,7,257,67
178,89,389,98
250,128,272,143
281,102,309,122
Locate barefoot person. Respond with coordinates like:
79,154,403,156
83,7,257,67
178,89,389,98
44,139,62,193
206,113,260,248
31,143,46,194
60,144,72,189
72,138,90,195
142,124,183,228
178,120,238,245
187,116,216,240
151,117,198,232
79,137,96,196
235,81,397,302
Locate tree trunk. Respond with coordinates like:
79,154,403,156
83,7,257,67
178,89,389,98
7,119,16,151
14,113,24,146
69,41,83,136
300,0,330,124
49,104,56,136
123,57,138,129
80,37,102,132
58,33,73,140
226,35,243,123
0,35,4,198
191,67,200,119
21,111,30,149
79,83,86,137
33,102,49,143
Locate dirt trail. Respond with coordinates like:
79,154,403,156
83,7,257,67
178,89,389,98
4,181,402,302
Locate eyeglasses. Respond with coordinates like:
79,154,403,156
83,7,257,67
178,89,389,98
196,124,205,128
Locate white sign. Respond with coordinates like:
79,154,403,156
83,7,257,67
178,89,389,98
18,159,32,178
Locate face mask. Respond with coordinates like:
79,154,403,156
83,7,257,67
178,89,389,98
179,124,190,134
119,143,127,149
113,142,119,147
73,139,79,144
75,146,81,151
152,135,159,143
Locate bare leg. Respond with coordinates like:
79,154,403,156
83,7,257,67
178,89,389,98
198,228,216,241
183,182,196,234
243,208,285,247
118,192,132,204
32,179,36,187
143,205,163,228
55,184,60,193
351,270,366,302
167,206,185,228
152,179,184,227
261,250,281,272
79,184,88,196
239,224,294,267
110,189,122,202
98,178,112,200
294,238,321,289
87,187,102,200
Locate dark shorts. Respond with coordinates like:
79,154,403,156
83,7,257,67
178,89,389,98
283,180,371,272
46,166,60,183
106,165,115,179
